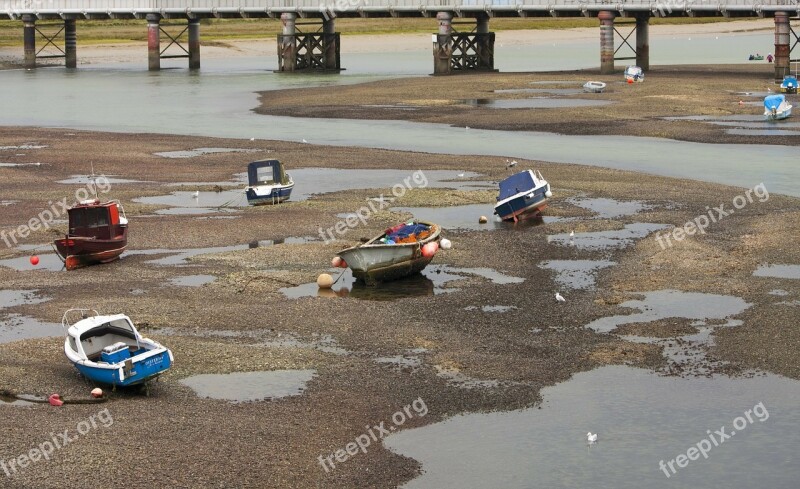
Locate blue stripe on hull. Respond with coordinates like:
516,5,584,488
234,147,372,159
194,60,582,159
73,351,172,387
494,186,549,221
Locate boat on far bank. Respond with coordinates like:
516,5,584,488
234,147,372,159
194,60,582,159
780,75,798,94
764,94,792,120
748,54,764,61
493,169,552,222
336,221,441,285
624,66,644,83
583,81,607,93
53,199,128,271
244,159,294,205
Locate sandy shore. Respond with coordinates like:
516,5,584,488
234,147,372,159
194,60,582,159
0,18,774,68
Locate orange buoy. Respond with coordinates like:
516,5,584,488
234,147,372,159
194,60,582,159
627,78,633,84
331,257,343,268
48,393,64,407
421,241,439,258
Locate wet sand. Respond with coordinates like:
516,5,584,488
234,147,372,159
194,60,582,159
0,122,798,487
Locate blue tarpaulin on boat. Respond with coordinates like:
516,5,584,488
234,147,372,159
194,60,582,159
764,94,785,110
498,171,536,200
388,223,430,241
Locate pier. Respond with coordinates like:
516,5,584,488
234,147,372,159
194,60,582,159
2,1,799,78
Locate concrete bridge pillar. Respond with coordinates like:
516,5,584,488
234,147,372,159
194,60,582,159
188,18,200,70
774,12,790,81
22,14,36,69
599,11,615,74
476,13,494,71
278,12,297,72
147,14,161,71
323,18,338,71
434,11,453,75
65,19,77,68
635,14,649,71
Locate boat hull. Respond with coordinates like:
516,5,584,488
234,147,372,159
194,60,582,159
71,349,172,387
583,82,606,93
54,235,127,271
765,107,792,121
245,183,293,205
494,184,550,222
337,222,440,285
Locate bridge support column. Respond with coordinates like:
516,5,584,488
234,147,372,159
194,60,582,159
476,14,495,72
22,14,36,69
147,14,161,71
433,12,453,75
278,13,297,72
599,11,615,74
635,14,649,71
65,19,77,68
323,18,338,71
774,11,790,81
188,18,200,70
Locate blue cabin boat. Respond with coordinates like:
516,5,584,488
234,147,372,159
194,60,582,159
493,169,552,222
63,310,173,387
244,159,294,205
780,75,798,94
764,94,793,121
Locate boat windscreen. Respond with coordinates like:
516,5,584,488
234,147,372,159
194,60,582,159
248,160,290,186
69,206,110,233
498,171,536,200
79,318,136,342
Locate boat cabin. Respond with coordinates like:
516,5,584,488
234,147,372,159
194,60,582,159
66,314,141,362
67,200,127,241
497,170,543,201
247,160,291,187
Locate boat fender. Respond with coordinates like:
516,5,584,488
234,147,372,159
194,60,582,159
545,190,553,198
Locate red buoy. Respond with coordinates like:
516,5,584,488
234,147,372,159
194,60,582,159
30,255,39,266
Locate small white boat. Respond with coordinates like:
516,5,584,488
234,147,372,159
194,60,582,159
764,94,792,121
583,81,606,93
624,66,644,83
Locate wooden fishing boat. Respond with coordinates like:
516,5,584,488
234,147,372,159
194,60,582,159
53,199,128,271
244,159,294,205
493,169,552,222
336,221,441,285
62,309,173,388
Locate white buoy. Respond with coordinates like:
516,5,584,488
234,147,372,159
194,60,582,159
440,238,452,250
555,292,566,302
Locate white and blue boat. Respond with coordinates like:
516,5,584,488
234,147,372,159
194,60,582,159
493,169,552,222
63,309,173,387
244,159,294,205
764,94,792,121
780,75,798,94
624,66,644,83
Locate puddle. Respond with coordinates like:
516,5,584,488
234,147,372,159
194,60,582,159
460,98,612,109
281,265,523,300
179,369,316,403
153,148,261,159
57,175,145,184
769,289,790,296
167,275,216,287
585,289,751,334
0,313,62,343
362,104,419,111
465,305,518,313
547,223,670,250
0,200,17,206
666,115,800,136
753,263,800,279
494,88,584,95
727,128,800,136
394,204,563,231
138,237,313,266
385,365,800,489
567,197,653,219
376,355,423,371
0,394,36,407
0,253,66,272
0,144,47,150
538,260,616,290
0,289,50,309
0,162,43,167
135,168,493,213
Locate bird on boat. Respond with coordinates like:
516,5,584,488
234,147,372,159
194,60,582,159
587,432,598,443
555,292,566,302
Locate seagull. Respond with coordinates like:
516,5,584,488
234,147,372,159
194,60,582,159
250,137,255,141
458,172,465,178
506,159,517,169
192,191,199,198
465,126,470,131
569,231,575,237
555,292,566,302
587,432,598,443
302,138,308,143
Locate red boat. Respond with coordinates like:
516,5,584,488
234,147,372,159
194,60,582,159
54,200,128,271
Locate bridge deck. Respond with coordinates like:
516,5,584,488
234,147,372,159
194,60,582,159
1,1,799,20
